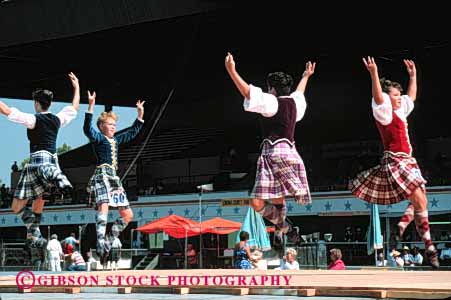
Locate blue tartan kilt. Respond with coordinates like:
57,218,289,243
87,165,129,209
14,151,72,201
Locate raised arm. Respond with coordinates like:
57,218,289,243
404,59,417,101
363,56,384,105
68,72,80,111
0,101,12,116
295,61,316,93
225,52,250,99
115,100,145,145
83,91,103,142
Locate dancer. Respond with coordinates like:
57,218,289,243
225,52,315,247
350,57,439,269
0,73,80,248
84,90,145,258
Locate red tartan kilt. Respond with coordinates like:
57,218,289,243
349,152,426,205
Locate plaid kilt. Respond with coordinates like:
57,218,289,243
14,150,72,201
87,165,126,208
349,151,426,205
252,140,311,204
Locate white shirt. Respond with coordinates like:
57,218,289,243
372,93,414,126
440,249,451,260
411,253,423,265
7,106,77,129
46,239,63,255
280,260,300,270
243,85,307,122
111,237,122,249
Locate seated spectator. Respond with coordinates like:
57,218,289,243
278,247,300,270
389,249,404,267
411,247,423,266
376,252,387,267
250,249,265,270
328,248,346,270
401,246,414,266
67,250,87,271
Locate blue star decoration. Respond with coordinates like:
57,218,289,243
344,201,352,210
325,202,332,211
152,210,158,218
216,207,223,216
80,214,85,221
168,208,174,215
1,218,6,224
365,202,372,209
305,204,312,211
233,207,240,214
201,208,207,216
387,204,393,209
66,214,72,221
14,217,19,223
287,204,294,212
184,209,190,217
53,215,58,222
138,209,143,218
430,198,439,208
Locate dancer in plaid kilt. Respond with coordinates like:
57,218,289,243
349,57,439,269
0,73,80,248
225,52,315,248
84,90,145,258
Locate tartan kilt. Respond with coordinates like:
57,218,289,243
87,165,125,208
14,151,72,201
252,140,311,204
349,151,426,205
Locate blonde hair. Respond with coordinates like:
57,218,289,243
330,248,342,260
286,247,297,257
97,111,118,129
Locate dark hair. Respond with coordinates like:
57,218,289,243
380,78,403,94
266,71,293,96
32,89,53,110
239,231,249,241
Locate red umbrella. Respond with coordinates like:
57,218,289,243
200,217,241,235
136,214,201,238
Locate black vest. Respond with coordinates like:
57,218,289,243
260,97,297,143
27,113,61,153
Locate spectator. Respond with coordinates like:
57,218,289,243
328,248,346,270
186,243,198,269
109,235,122,271
376,252,387,267
62,232,79,254
401,246,414,266
389,249,404,267
46,234,63,272
411,247,423,266
440,243,451,266
67,250,87,271
86,251,97,271
279,247,300,270
11,161,19,172
234,231,255,269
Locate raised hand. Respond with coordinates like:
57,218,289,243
404,59,416,78
225,52,236,73
68,72,79,89
136,100,145,119
87,90,96,106
303,61,316,77
362,56,378,75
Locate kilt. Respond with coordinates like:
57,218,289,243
14,150,72,201
252,140,311,204
87,164,128,208
349,151,426,205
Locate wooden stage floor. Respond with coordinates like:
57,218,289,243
1,269,451,298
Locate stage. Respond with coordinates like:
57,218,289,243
1,269,451,299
